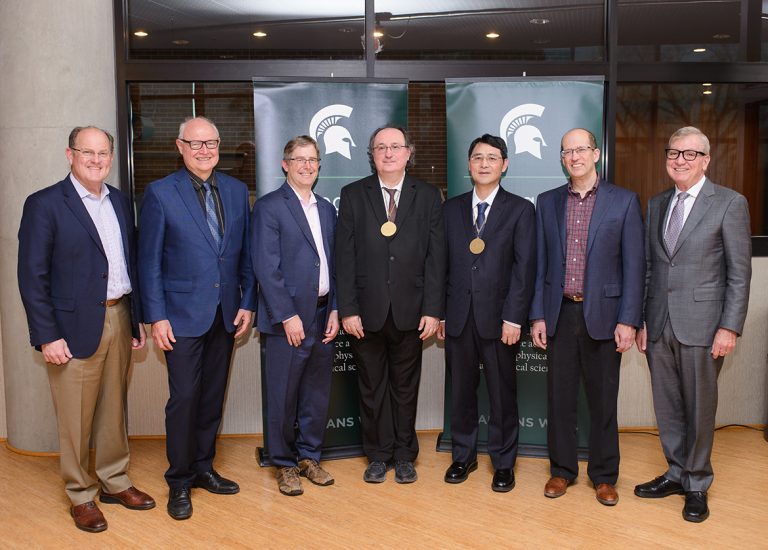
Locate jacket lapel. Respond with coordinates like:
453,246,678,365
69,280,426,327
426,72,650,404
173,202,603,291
62,177,106,258
656,189,674,257
670,179,714,257
282,182,318,255
554,185,568,258
586,180,611,256
174,170,219,253
106,185,131,265
394,176,416,224
363,176,388,226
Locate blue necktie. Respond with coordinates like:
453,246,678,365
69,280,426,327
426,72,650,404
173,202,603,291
202,182,222,248
476,201,488,234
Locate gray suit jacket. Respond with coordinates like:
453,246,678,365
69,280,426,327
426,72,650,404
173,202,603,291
644,178,751,346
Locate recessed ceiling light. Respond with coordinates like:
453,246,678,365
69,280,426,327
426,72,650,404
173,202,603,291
703,90,713,95
172,39,189,45
253,31,267,38
702,82,712,87
712,33,730,39
529,18,550,25
373,30,384,38
486,32,500,39
134,31,148,37
693,48,706,53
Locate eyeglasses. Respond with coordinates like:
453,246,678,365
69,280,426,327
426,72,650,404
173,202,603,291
665,148,706,161
179,138,220,150
286,157,320,165
372,144,408,154
469,154,503,164
560,146,594,158
71,148,111,160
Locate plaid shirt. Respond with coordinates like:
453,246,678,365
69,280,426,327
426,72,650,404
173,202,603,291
563,179,599,298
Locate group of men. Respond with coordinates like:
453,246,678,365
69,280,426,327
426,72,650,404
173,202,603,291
17,117,750,533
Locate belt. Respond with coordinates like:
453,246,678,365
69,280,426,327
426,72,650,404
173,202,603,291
105,296,123,307
563,294,584,303
317,294,329,308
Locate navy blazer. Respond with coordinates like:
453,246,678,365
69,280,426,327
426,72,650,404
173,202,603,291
251,182,337,334
529,179,645,340
443,187,536,339
18,176,142,358
138,168,256,337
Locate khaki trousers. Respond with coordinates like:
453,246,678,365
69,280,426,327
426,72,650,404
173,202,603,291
46,300,133,505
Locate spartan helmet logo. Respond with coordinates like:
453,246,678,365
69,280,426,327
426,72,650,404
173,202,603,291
309,104,356,160
499,104,547,160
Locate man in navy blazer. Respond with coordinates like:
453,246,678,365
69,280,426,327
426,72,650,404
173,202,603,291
138,116,256,520
251,135,339,496
18,126,155,533
438,134,536,492
530,128,644,506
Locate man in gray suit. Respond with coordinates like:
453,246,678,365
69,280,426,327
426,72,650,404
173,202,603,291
635,126,751,523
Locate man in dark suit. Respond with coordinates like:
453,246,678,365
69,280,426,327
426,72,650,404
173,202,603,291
635,126,751,523
335,125,445,484
18,126,155,533
437,134,536,492
530,128,644,506
251,136,339,496
138,116,256,520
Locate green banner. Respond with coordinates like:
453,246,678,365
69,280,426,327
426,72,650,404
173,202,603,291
441,78,605,457
252,80,408,464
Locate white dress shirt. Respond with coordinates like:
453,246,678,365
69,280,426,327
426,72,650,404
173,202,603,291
70,175,132,300
665,175,706,233
291,186,330,297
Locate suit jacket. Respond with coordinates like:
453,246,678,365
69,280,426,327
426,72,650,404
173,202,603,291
443,187,536,339
138,168,256,337
335,173,446,332
18,176,142,358
529,179,645,340
251,182,337,334
644,178,751,346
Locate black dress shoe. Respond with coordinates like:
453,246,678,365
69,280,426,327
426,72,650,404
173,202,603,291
683,491,709,523
167,488,192,520
492,469,515,492
193,470,240,494
634,475,684,498
444,460,478,484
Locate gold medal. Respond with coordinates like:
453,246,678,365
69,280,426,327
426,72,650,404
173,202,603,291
381,221,397,237
469,237,485,254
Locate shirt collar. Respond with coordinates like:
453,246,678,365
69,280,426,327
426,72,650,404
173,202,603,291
288,181,317,206
567,177,600,198
472,184,501,209
675,176,706,199
378,174,405,193
70,173,108,199
187,168,216,190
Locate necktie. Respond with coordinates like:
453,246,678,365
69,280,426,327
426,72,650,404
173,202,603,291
384,188,397,222
203,182,222,248
664,192,689,253
476,202,488,234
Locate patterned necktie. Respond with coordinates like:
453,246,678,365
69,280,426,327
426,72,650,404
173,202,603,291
384,188,397,222
202,182,222,248
664,192,689,253
476,202,488,234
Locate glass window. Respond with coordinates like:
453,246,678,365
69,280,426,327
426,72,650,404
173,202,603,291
371,0,604,61
618,0,741,62
127,1,364,60
615,83,765,234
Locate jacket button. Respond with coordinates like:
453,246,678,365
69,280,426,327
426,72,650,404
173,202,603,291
315,261,320,267
214,283,220,288
101,273,107,278
471,266,478,271
100,301,105,306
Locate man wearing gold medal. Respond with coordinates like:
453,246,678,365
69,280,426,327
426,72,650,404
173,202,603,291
529,128,644,506
438,134,536,492
336,125,445,484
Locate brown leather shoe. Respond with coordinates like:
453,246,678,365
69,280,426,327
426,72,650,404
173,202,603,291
100,486,156,510
544,476,570,498
595,483,619,506
70,501,107,533
299,459,335,486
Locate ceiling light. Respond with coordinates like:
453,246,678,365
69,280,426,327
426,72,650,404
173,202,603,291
712,33,730,39
373,30,384,38
172,39,189,45
693,48,706,53
529,18,550,25
253,31,267,38
134,31,148,37
702,83,712,87
703,90,713,95
486,32,500,39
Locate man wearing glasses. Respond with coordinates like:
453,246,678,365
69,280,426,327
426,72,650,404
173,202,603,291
529,128,644,506
635,126,751,523
18,126,155,532
336,125,445,484
438,134,536,492
138,116,255,520
251,136,339,496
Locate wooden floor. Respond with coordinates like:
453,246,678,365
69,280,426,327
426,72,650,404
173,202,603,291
1,428,766,549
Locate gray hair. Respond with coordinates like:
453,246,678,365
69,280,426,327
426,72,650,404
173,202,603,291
178,116,219,139
669,126,710,155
